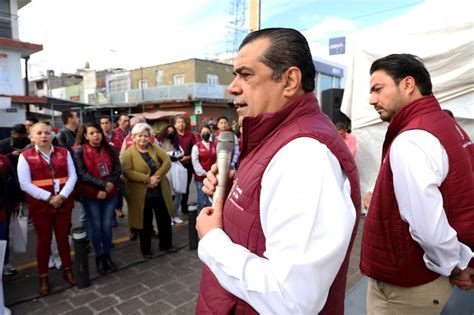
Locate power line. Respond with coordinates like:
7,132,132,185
351,1,424,20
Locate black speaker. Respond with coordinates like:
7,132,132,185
321,88,350,126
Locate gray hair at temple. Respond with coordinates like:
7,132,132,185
131,123,152,136
130,116,146,126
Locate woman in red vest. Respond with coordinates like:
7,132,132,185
17,122,77,295
73,123,121,275
191,125,216,212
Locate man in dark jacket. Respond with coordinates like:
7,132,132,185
56,111,80,150
0,124,30,166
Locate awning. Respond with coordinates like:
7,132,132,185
1,95,92,112
0,94,47,104
44,97,92,112
0,38,42,58
132,110,185,120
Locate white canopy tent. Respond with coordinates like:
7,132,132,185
340,0,474,194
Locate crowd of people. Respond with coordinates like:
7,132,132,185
1,27,473,314
0,110,238,296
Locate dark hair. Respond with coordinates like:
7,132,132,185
99,115,111,123
335,122,348,131
200,125,211,133
443,109,454,119
75,123,113,155
240,28,316,93
216,116,228,124
174,115,186,125
157,124,180,150
25,117,39,124
12,124,27,134
116,114,129,123
370,54,432,96
61,111,75,125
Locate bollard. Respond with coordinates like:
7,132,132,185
72,227,89,289
188,202,199,250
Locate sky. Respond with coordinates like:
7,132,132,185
18,0,425,77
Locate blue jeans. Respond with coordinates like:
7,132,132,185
173,193,183,218
81,196,118,256
195,181,211,213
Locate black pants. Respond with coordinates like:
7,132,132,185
181,163,194,213
139,196,172,254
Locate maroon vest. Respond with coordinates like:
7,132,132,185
360,96,474,287
193,141,217,182
79,144,117,199
197,93,361,314
22,146,74,215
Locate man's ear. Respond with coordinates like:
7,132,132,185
282,66,303,98
401,76,417,96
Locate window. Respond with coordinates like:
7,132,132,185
319,74,333,93
109,78,128,92
173,74,185,86
36,81,44,90
138,79,148,89
207,74,219,85
0,0,12,38
156,70,164,86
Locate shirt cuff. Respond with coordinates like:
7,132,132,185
457,243,474,271
198,228,250,280
41,191,52,201
198,228,227,265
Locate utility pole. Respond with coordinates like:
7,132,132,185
249,0,261,32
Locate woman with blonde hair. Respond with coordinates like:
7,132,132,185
17,122,77,295
121,123,175,258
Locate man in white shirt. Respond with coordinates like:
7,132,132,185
195,28,360,314
361,54,474,314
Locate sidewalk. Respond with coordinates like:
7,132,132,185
6,222,202,314
4,189,366,315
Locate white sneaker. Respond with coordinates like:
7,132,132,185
48,257,55,269
54,257,62,270
173,217,184,224
3,263,17,276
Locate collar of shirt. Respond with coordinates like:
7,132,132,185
35,145,54,163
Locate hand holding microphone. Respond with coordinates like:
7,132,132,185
197,131,235,239
202,131,236,205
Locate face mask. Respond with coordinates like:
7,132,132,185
201,133,211,141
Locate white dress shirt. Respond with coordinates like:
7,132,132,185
17,146,77,201
199,137,356,314
390,130,473,276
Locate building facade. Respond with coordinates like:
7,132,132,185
0,0,42,136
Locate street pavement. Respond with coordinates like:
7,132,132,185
4,183,365,314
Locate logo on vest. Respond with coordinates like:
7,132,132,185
232,184,242,200
27,155,40,161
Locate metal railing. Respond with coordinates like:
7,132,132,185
107,83,232,104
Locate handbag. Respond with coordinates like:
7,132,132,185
9,206,28,253
167,161,188,195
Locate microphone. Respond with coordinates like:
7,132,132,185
212,131,235,207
